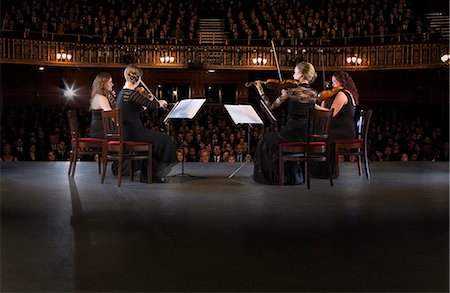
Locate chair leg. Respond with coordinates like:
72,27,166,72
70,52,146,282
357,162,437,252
97,153,102,174
305,160,310,189
68,150,74,176
130,160,134,182
117,156,123,187
364,150,370,180
101,150,108,184
278,153,284,185
148,149,152,184
72,147,79,176
327,160,334,187
357,153,362,176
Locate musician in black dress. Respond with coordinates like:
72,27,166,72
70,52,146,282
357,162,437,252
313,71,359,178
89,72,115,138
115,64,176,183
253,61,321,185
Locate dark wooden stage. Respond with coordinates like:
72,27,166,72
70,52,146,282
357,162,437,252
1,161,449,292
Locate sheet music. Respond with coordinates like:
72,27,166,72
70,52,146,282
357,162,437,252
224,104,264,125
165,99,206,120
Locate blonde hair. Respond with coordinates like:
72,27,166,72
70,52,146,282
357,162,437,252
296,62,317,83
124,64,143,84
91,72,111,98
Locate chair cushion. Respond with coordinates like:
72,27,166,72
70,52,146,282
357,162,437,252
279,141,325,147
335,139,364,144
108,141,151,146
74,138,104,143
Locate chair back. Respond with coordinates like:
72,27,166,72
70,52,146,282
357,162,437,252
307,107,334,143
101,109,122,143
361,109,373,141
67,110,79,142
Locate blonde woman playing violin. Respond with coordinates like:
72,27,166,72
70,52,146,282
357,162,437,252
115,64,176,183
253,61,320,185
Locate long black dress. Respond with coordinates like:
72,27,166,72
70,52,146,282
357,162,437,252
90,110,104,138
253,84,317,185
116,89,177,181
312,89,356,178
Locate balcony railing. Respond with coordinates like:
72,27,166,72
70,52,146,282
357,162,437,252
1,37,448,70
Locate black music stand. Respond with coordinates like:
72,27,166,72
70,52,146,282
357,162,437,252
164,98,206,178
224,104,264,179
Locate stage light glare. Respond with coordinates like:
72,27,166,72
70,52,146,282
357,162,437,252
351,56,357,63
257,57,262,63
67,53,72,61
252,58,258,64
263,58,268,65
38,66,45,71
57,53,62,60
357,58,362,64
169,56,175,62
62,80,78,100
160,57,165,63
441,54,449,63
346,57,352,63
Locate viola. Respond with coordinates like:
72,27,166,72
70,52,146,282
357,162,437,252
317,86,343,100
245,79,301,90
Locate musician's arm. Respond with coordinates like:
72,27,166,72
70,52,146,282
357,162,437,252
130,91,159,109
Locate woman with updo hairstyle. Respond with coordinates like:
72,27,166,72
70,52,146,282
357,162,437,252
115,64,176,183
90,72,115,138
253,61,325,185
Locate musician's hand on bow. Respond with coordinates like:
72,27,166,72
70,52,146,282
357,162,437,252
159,100,168,109
254,81,264,95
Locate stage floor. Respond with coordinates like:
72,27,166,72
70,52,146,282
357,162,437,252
1,161,449,292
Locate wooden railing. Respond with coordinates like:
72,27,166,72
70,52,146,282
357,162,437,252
1,38,448,70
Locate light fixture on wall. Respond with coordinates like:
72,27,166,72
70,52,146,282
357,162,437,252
440,53,450,64
160,55,175,63
346,55,362,65
56,51,72,61
252,57,268,65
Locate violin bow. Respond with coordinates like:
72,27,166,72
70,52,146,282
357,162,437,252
271,40,283,81
319,48,326,90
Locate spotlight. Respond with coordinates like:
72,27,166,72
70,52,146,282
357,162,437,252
38,66,45,71
441,54,450,63
62,79,78,100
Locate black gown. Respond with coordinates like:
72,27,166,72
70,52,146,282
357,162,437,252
253,84,317,185
312,89,356,178
116,89,177,181
90,110,104,138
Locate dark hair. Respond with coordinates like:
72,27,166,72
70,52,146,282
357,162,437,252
333,71,359,105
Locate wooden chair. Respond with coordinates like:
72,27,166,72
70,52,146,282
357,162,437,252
101,109,152,187
335,109,373,179
278,108,334,189
67,110,103,176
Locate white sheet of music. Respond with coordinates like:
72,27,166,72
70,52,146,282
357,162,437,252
224,104,264,125
166,99,206,119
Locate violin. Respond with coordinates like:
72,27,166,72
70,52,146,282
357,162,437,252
317,86,343,101
245,79,301,90
135,80,168,110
